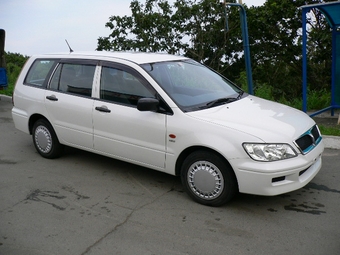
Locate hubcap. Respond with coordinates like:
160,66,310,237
187,161,224,200
35,126,52,153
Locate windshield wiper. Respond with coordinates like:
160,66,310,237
205,97,238,108
237,90,244,100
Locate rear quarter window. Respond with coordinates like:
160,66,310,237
25,59,58,87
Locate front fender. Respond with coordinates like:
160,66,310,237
164,111,262,175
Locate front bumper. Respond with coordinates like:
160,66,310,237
230,141,324,196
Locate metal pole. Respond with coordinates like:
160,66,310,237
225,3,253,95
302,9,308,112
330,26,337,116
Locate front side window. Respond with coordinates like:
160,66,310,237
50,63,96,97
100,66,155,106
25,59,57,87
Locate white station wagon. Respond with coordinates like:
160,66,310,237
12,51,324,206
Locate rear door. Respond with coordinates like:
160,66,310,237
92,62,167,169
45,59,97,149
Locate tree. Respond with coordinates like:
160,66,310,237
97,0,334,101
305,5,332,92
97,0,244,77
97,0,184,53
246,0,333,99
0,52,29,95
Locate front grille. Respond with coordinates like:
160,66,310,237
295,135,314,151
294,125,322,154
311,125,321,141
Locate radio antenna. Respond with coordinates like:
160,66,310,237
65,39,74,53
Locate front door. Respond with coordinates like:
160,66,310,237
93,63,166,169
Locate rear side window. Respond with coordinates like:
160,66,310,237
25,59,57,87
50,63,96,97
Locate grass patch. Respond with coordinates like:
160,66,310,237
0,83,14,96
236,76,339,136
318,125,340,136
252,84,331,111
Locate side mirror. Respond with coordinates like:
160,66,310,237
137,98,159,112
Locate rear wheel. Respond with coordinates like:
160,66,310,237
32,119,64,159
181,150,237,206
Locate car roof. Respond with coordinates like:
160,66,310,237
37,51,189,65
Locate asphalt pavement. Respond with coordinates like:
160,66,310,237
1,95,340,255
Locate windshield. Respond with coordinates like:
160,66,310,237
141,59,244,112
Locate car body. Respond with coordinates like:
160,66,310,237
12,51,324,206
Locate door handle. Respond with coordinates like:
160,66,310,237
46,95,58,101
95,106,111,113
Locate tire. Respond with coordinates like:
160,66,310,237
32,119,64,159
181,150,238,207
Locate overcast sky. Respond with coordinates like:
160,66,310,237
1,0,266,56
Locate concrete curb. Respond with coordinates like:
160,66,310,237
1,94,339,149
0,94,12,102
322,135,340,150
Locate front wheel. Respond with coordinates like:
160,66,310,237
181,150,238,206
32,119,64,159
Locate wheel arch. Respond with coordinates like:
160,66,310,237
175,146,238,188
28,114,50,135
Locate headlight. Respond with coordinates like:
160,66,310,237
243,143,297,162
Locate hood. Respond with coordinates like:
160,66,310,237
187,95,315,143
